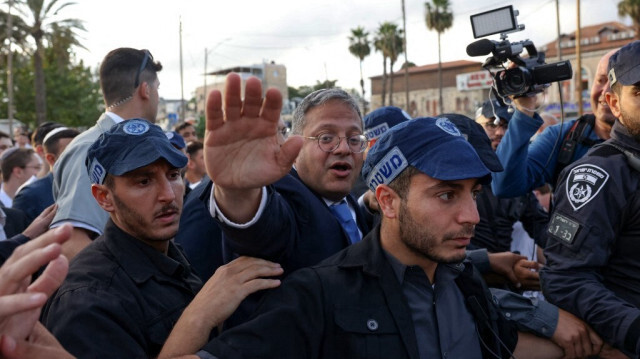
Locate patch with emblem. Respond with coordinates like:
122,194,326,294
435,118,461,136
123,120,150,135
365,146,407,191
547,213,580,244
565,164,609,211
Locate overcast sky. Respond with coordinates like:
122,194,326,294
61,0,626,100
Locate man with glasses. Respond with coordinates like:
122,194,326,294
0,148,41,208
50,48,163,260
186,74,369,327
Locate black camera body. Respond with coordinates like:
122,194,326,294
467,6,573,97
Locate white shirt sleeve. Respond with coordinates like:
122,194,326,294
208,184,268,228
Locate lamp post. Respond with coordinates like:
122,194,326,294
203,38,231,113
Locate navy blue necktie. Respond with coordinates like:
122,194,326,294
330,200,361,244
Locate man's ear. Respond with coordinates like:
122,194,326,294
44,153,56,167
137,81,150,100
376,184,400,219
605,91,621,119
91,184,115,212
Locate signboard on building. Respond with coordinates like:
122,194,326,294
456,70,494,91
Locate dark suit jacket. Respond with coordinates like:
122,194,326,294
13,173,54,224
175,177,224,281
216,168,369,274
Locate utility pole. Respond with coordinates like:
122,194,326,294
401,0,410,114
576,0,582,116
179,17,185,122
203,38,231,115
6,0,15,136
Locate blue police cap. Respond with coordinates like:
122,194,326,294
437,113,503,173
86,119,188,184
481,100,512,122
608,40,640,87
361,117,490,191
363,106,412,141
165,131,186,149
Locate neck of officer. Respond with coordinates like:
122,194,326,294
380,220,438,284
110,98,153,123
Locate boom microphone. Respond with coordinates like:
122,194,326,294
466,39,496,57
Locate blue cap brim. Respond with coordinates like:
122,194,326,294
108,137,188,176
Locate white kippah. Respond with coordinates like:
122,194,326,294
42,127,70,146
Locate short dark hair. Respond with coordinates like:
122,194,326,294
103,173,115,190
387,166,420,200
43,129,80,156
100,48,163,107
175,121,194,133
32,122,62,146
186,140,203,158
1,148,35,182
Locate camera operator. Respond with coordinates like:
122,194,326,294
492,49,618,198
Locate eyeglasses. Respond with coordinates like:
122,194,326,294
278,127,290,139
303,134,368,153
483,121,508,130
134,50,152,88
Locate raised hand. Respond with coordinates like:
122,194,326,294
205,73,302,190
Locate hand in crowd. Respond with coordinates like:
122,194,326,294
204,73,303,191
488,251,527,285
22,204,57,240
159,256,283,358
0,322,74,359
551,309,603,359
0,224,72,358
511,93,539,118
598,343,630,359
513,259,541,291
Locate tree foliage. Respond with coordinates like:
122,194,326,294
375,22,403,106
425,0,453,114
348,26,370,112
618,0,640,34
0,44,101,129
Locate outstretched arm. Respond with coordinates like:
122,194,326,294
205,73,303,223
158,256,283,358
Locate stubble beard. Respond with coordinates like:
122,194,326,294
398,201,471,264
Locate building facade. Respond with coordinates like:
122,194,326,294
369,21,636,120
193,61,288,118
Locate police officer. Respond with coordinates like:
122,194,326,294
541,40,640,357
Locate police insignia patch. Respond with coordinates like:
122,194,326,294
565,164,609,211
123,120,150,135
435,118,461,136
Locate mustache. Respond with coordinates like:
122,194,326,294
444,224,475,240
154,204,180,217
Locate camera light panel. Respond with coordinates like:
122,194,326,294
471,5,517,38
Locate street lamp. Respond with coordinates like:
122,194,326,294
203,38,231,112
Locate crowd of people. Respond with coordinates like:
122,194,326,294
0,39,637,358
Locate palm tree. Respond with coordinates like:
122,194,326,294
425,0,453,114
374,22,402,107
374,24,389,107
618,0,640,35
14,0,85,125
348,26,370,114
385,25,403,107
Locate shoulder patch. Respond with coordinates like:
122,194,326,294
565,164,609,211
